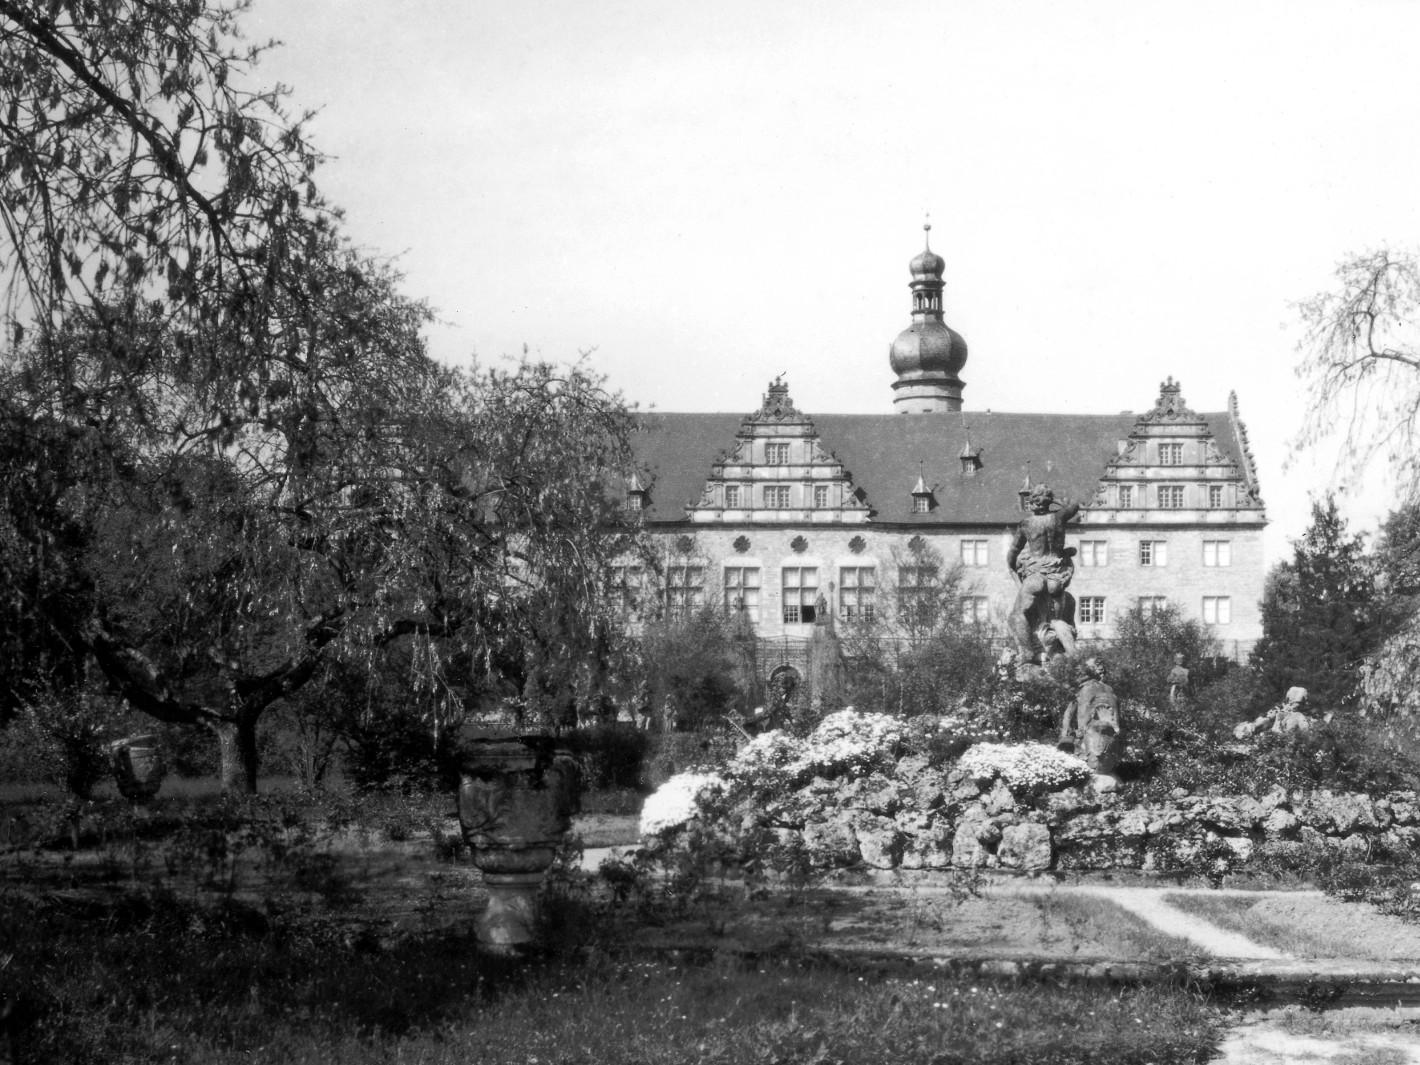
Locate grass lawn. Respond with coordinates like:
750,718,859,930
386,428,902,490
1163,891,1420,961
0,885,1226,1064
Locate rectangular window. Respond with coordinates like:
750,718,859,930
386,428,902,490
839,566,876,620
813,484,830,509
1202,596,1232,625
960,539,989,566
724,566,760,614
1208,484,1224,508
1139,540,1168,566
724,485,740,508
1158,485,1185,509
1159,442,1184,466
913,495,930,514
1079,597,1106,624
1203,540,1232,567
960,595,990,625
897,563,938,626
781,566,819,624
766,442,790,465
1078,540,1108,567
763,485,790,508
609,565,644,616
1118,485,1134,509
1138,596,1167,615
623,491,644,512
665,565,704,617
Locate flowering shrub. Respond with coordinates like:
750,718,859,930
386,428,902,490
724,709,905,793
796,709,905,778
957,742,1090,792
638,771,726,837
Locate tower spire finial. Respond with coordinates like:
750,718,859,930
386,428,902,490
923,213,932,250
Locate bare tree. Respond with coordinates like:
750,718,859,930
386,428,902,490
1296,249,1420,501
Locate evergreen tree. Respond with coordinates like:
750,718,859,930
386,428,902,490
1250,496,1381,711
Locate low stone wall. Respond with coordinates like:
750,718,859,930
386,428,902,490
759,754,1420,874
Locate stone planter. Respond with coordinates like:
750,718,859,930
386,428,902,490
457,735,580,953
108,734,166,803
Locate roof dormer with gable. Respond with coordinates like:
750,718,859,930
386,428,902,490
686,378,873,524
1086,377,1266,524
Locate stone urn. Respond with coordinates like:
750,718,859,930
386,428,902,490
108,734,166,803
457,734,581,953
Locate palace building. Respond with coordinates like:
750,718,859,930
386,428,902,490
622,231,1267,659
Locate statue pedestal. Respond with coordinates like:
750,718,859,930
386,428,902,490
477,871,547,950
108,734,166,803
458,736,579,953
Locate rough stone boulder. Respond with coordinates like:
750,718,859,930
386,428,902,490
851,812,902,869
998,822,1052,871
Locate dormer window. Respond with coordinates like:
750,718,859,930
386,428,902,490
911,470,934,514
624,489,647,512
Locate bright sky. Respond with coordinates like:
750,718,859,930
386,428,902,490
245,0,1420,563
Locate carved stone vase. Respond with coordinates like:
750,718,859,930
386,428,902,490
457,735,580,953
108,734,166,803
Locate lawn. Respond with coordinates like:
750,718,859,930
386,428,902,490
0,885,1226,1064
1163,891,1420,962
0,786,1231,1063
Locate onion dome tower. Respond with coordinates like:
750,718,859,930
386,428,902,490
890,223,968,413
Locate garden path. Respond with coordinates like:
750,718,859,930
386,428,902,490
992,883,1287,960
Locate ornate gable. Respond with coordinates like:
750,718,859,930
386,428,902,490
1088,377,1265,518
687,378,873,524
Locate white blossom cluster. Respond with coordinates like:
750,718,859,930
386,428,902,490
795,708,905,778
637,771,726,837
956,742,1090,791
725,708,905,792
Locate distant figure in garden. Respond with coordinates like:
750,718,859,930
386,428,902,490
1233,685,1312,739
1167,653,1191,708
1006,484,1081,663
1060,658,1123,773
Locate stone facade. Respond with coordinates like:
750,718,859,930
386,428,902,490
621,241,1268,661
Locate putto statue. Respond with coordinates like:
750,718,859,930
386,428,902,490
1006,484,1081,664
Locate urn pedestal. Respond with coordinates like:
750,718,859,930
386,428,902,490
108,734,166,803
457,735,580,953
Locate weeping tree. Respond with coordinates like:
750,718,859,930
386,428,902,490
1296,248,1420,500
0,1,642,790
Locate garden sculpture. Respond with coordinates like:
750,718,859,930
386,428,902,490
1233,685,1312,739
1060,658,1124,773
1006,484,1081,664
1166,653,1191,708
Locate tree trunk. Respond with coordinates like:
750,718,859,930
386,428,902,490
212,716,260,795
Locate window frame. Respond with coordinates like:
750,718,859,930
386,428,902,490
763,484,790,508
1203,540,1232,567
1158,442,1184,466
665,564,705,618
723,566,761,614
1202,595,1232,625
1078,540,1108,567
1078,596,1106,624
1158,485,1185,509
960,539,989,567
781,565,819,624
1139,540,1168,567
838,566,877,620
766,442,791,466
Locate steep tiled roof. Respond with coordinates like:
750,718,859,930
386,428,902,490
631,408,1254,525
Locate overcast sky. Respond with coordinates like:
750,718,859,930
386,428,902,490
244,0,1420,563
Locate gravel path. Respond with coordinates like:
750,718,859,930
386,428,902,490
988,882,1288,960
